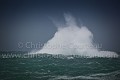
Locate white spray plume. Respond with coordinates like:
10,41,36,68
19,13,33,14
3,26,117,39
34,14,118,58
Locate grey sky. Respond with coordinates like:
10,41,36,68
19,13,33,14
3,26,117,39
0,0,120,52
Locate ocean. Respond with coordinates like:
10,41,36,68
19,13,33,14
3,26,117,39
0,52,120,80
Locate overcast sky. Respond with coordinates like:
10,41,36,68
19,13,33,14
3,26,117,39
0,0,120,52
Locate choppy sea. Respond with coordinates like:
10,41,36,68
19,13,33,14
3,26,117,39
0,51,120,80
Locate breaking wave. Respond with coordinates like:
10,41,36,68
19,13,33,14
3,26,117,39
34,14,118,58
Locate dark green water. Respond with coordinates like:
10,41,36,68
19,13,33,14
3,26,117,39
0,53,120,80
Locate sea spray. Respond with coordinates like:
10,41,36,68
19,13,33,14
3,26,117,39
34,14,118,58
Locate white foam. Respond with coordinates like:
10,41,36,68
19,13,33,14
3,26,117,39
49,75,99,80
